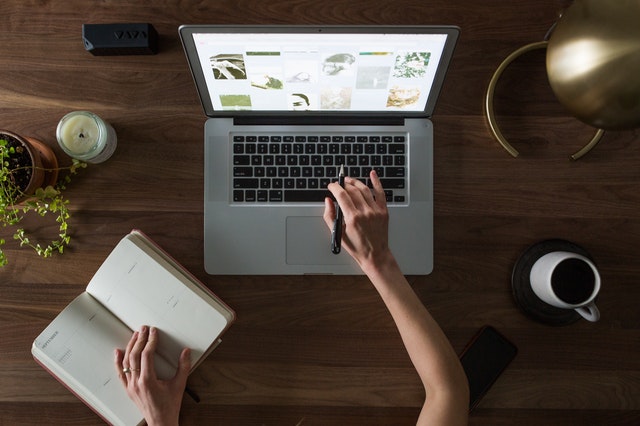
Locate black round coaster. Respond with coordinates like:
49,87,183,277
511,239,593,326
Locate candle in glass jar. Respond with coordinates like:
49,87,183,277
56,111,117,163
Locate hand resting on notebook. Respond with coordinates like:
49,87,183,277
114,170,468,426
114,325,191,426
323,170,469,426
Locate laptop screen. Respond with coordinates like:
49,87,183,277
180,26,459,116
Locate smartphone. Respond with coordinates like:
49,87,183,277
459,325,518,411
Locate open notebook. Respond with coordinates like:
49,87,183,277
32,230,235,425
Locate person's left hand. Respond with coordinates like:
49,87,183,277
114,325,191,426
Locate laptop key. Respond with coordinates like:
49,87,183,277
380,178,405,189
234,155,250,165
233,167,253,177
284,190,330,202
269,190,283,202
389,144,405,154
234,178,259,188
386,167,405,177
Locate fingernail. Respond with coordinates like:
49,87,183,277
141,325,148,333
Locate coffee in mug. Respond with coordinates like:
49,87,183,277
530,251,600,322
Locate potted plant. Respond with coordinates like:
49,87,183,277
0,130,85,266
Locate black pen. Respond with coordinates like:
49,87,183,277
185,386,200,403
331,164,345,254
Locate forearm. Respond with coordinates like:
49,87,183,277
323,172,468,423
362,253,469,424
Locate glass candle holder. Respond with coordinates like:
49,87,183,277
56,111,117,163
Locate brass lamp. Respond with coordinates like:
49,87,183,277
486,0,640,159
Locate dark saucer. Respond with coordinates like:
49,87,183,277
511,239,593,326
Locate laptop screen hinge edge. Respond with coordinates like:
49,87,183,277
232,115,407,126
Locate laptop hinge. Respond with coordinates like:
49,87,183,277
233,115,406,126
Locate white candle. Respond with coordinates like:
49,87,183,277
56,111,117,163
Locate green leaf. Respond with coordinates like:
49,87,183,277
1,144,86,266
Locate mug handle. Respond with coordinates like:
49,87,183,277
575,302,600,322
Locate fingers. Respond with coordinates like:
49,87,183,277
327,180,357,213
369,170,387,209
117,326,149,383
179,347,192,373
114,348,127,386
326,170,382,219
118,330,139,381
115,325,193,414
123,330,138,369
128,326,149,378
323,196,336,229
173,347,192,390
141,326,158,381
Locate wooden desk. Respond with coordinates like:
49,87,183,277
1,1,638,424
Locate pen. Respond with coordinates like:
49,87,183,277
185,386,201,403
331,164,345,254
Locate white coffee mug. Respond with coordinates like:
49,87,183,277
529,251,601,322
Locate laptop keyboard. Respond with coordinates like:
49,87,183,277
232,133,407,204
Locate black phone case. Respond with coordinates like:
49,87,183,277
459,325,518,411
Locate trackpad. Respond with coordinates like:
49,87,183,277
286,216,351,265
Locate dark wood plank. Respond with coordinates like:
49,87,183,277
1,0,639,425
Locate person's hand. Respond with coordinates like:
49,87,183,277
323,170,394,273
114,325,191,426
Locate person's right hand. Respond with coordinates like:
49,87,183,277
323,170,393,273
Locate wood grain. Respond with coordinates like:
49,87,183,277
1,0,639,424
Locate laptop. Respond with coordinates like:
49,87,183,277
179,25,459,275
